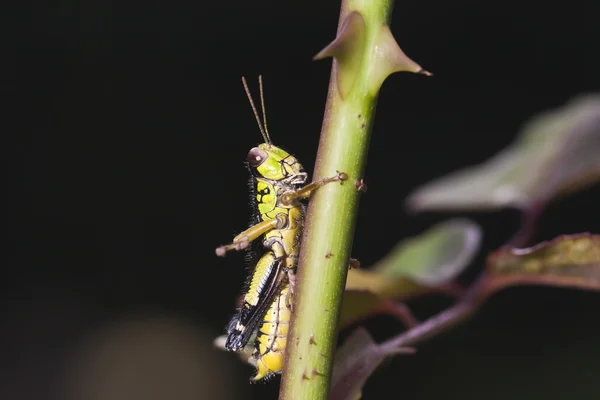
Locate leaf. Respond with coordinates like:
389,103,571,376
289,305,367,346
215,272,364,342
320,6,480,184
331,327,414,400
340,219,481,329
372,218,482,285
484,233,600,293
406,94,600,212
340,278,419,331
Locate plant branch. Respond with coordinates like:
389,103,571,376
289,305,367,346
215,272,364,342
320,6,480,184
378,272,501,356
278,0,401,398
380,300,476,352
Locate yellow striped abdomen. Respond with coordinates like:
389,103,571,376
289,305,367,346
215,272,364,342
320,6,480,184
251,284,291,381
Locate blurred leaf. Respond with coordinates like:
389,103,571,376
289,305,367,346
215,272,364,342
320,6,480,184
372,218,481,285
485,233,600,293
340,276,419,331
406,94,600,212
331,328,414,400
344,269,421,303
340,219,481,329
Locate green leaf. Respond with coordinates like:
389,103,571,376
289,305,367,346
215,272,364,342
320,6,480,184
484,233,600,294
373,218,481,285
331,327,414,400
406,95,600,212
340,275,419,331
340,219,481,329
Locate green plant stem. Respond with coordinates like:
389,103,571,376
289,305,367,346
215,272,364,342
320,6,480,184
279,1,395,398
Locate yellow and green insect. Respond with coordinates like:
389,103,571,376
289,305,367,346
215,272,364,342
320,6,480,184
216,76,347,381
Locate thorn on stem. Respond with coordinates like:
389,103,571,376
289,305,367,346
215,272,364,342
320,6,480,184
313,12,366,99
368,24,432,95
349,257,361,269
354,179,368,193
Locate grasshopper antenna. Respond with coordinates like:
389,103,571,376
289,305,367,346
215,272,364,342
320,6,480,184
258,75,272,144
242,76,270,144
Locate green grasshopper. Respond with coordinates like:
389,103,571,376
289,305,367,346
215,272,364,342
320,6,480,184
216,76,346,380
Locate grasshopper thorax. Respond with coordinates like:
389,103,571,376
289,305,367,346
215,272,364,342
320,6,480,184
247,143,307,186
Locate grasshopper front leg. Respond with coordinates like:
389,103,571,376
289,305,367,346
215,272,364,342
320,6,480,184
280,172,347,206
216,214,288,256
280,172,347,310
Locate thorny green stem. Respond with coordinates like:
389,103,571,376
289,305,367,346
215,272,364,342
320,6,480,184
279,1,396,399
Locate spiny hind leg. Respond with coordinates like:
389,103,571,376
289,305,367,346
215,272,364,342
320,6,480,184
280,171,348,206
215,214,288,256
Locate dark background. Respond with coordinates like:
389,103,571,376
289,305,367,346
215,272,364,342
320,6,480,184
7,0,600,399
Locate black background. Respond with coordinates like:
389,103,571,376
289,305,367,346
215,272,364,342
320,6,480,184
7,0,600,399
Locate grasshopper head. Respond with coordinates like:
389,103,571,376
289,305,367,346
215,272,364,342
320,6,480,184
247,143,307,186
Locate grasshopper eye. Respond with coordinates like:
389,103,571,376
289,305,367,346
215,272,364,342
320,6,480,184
248,148,268,168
